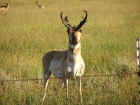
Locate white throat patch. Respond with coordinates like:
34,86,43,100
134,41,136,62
70,43,81,49
76,32,81,41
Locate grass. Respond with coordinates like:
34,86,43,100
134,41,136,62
0,0,140,104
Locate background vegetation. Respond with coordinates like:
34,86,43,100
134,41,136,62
0,0,140,104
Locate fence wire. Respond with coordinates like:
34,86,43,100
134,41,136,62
0,71,138,82
0,71,139,105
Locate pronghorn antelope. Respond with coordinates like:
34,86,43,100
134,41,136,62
0,3,9,13
42,10,87,104
35,0,45,9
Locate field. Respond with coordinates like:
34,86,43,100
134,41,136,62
0,0,140,104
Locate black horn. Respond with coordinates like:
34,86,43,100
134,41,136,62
60,12,72,29
75,10,88,31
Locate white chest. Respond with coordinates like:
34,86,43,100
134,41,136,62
67,55,85,77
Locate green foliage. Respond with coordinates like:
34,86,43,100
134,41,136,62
0,0,140,104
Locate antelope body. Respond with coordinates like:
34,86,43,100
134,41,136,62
35,0,45,8
0,3,9,13
42,10,87,104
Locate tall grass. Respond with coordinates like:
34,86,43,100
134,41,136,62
0,0,140,104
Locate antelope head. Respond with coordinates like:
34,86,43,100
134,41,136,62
60,10,87,46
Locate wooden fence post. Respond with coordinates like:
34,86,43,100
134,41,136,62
136,38,140,95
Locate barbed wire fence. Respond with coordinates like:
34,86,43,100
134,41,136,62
0,71,139,104
0,38,139,104
0,71,138,82
136,38,140,96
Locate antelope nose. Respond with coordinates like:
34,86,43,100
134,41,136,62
72,40,78,45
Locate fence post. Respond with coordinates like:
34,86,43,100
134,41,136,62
136,38,140,95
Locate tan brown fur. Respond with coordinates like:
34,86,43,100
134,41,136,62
0,3,9,14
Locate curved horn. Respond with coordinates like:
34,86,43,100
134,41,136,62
75,10,88,31
60,12,72,29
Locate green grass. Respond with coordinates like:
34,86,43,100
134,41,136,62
0,0,140,104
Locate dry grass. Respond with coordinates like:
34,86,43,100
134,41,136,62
0,0,140,104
